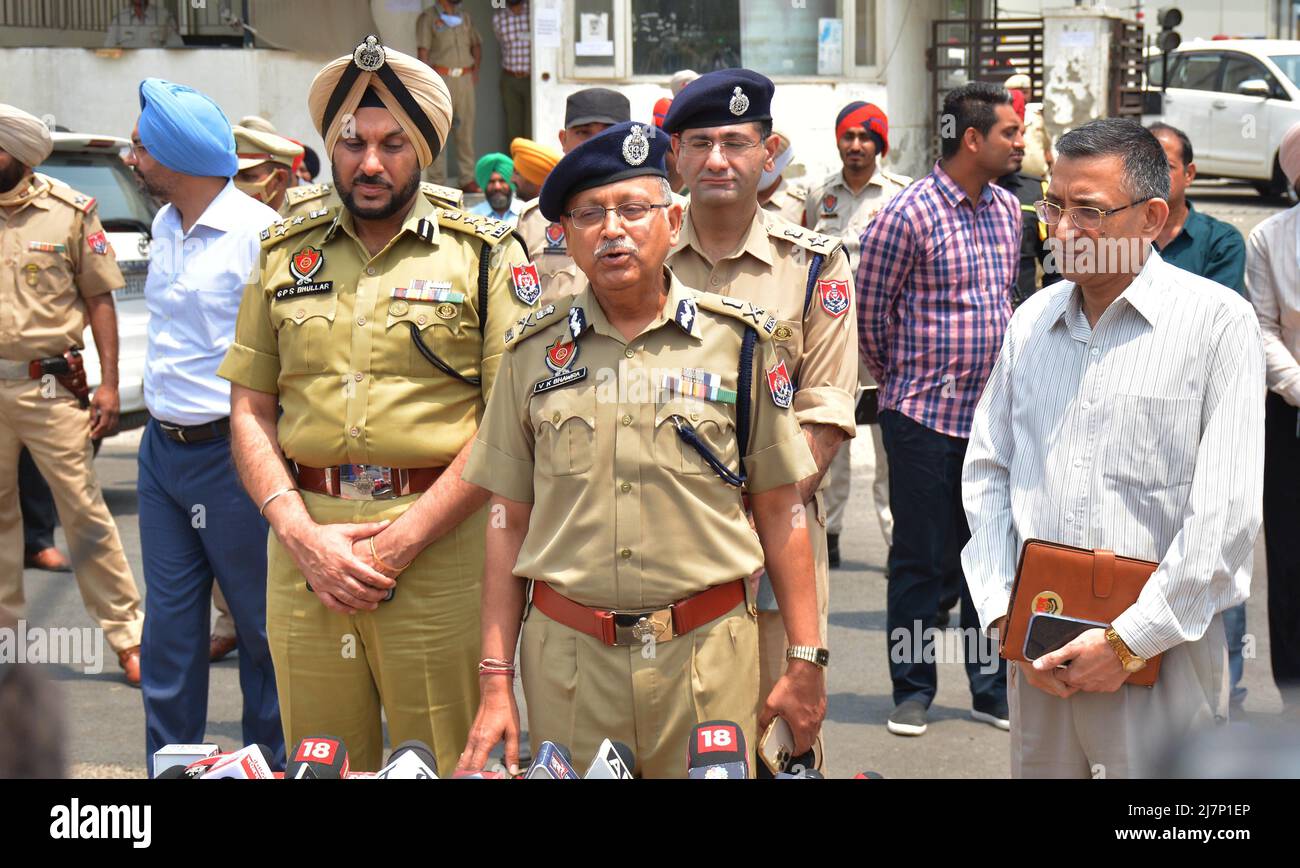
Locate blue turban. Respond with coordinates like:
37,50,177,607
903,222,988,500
137,78,237,178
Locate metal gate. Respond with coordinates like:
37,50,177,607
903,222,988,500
928,17,1044,154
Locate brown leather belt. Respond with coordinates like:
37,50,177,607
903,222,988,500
433,64,471,77
294,462,444,501
532,579,746,647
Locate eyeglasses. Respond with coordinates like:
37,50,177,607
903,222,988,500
680,137,763,158
1034,197,1153,230
119,141,147,160
565,200,672,229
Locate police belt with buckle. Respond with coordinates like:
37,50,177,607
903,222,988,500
433,65,470,78
531,579,746,647
155,416,230,445
293,462,445,500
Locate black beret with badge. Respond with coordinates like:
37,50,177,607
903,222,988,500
660,68,775,135
538,120,670,222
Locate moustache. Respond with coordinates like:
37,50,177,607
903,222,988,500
352,174,391,189
594,238,639,258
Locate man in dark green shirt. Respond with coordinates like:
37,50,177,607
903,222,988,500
1148,121,1250,713
1149,122,1247,295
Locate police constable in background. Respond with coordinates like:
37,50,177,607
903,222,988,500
232,124,304,214
220,38,535,773
516,88,631,288
806,101,910,568
757,130,807,227
417,0,482,192
458,121,826,778
662,71,858,722
0,103,144,684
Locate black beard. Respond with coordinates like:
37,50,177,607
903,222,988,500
336,167,421,221
0,161,27,194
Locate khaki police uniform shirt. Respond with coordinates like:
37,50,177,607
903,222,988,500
417,6,481,69
515,197,573,284
805,166,911,273
464,268,816,608
218,191,534,469
280,181,465,221
0,175,123,360
761,178,808,228
667,206,857,437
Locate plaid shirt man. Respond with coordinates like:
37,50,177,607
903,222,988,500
492,3,531,75
857,160,1020,438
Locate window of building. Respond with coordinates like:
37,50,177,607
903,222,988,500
626,0,877,78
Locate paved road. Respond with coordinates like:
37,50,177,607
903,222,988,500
15,181,1293,778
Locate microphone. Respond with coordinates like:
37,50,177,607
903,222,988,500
853,771,885,779
583,739,635,779
285,735,349,780
201,744,276,780
152,743,221,779
177,753,230,779
375,740,439,779
524,741,580,779
686,720,749,779
775,769,825,779
155,764,192,779
450,768,511,779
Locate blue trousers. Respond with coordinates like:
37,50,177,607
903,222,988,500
138,419,283,774
880,410,1007,709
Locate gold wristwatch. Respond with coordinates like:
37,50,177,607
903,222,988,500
1104,627,1147,673
786,646,830,669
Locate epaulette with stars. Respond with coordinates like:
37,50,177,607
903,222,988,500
692,290,779,340
43,180,97,214
436,208,517,247
283,182,332,208
764,220,844,258
502,301,561,349
260,206,336,247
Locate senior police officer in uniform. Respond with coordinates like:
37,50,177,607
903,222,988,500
417,0,482,191
458,121,827,778
0,104,144,683
516,88,631,288
806,101,910,567
662,71,858,716
219,37,535,773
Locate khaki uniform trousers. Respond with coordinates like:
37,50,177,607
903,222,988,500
266,491,485,774
757,493,830,707
0,378,141,652
428,74,477,188
521,599,759,779
1010,613,1229,779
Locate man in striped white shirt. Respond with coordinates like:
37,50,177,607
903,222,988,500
962,119,1265,778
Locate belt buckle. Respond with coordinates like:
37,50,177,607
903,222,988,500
612,606,673,646
337,464,395,500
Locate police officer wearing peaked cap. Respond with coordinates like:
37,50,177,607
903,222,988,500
662,69,859,736
219,36,537,773
458,120,828,778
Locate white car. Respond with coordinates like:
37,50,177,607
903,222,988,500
38,132,157,434
1146,39,1300,197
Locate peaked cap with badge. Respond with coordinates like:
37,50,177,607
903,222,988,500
538,120,671,222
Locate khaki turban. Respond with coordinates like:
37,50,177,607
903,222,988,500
0,103,53,168
510,137,562,186
308,35,452,169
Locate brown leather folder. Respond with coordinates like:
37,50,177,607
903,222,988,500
1001,539,1163,687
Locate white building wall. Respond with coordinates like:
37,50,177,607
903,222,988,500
0,47,332,162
